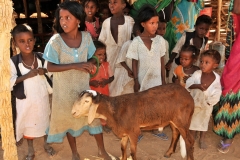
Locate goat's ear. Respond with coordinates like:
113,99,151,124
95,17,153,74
88,102,99,124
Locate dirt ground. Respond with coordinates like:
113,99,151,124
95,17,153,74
1,119,240,160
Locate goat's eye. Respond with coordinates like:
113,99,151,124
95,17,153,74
85,100,89,103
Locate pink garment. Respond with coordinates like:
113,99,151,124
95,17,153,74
85,17,100,40
221,15,240,95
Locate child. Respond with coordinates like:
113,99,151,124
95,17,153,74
166,14,213,82
127,5,166,92
43,1,112,160
172,45,200,87
156,18,170,83
111,23,141,96
123,1,132,16
126,5,166,141
185,50,222,149
99,2,112,26
83,0,100,40
90,41,114,95
10,24,55,159
98,0,134,96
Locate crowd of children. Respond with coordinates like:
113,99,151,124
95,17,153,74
9,0,240,159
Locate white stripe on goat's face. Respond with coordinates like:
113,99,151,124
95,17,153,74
72,93,93,118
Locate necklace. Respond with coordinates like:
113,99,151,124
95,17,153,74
22,55,35,69
184,65,193,70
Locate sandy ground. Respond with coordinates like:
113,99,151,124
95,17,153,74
1,118,240,160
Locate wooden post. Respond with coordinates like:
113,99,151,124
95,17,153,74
35,0,43,34
216,0,222,41
0,0,18,160
22,0,28,18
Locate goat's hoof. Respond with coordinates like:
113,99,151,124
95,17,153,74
164,153,172,158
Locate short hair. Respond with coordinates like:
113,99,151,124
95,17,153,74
201,49,221,64
180,44,200,60
11,24,33,40
136,5,158,32
93,40,106,50
82,0,99,8
124,1,132,10
159,18,167,24
53,1,86,33
195,14,213,26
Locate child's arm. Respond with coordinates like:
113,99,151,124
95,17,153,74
120,62,133,78
99,76,114,87
185,71,207,91
161,56,166,85
14,69,39,85
132,59,140,92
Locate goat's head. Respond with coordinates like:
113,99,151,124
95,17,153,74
71,90,104,124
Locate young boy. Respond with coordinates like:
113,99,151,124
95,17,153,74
186,50,222,149
166,14,213,82
156,18,170,83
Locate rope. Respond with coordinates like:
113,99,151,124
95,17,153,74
90,56,99,78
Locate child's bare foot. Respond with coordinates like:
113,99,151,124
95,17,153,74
72,153,80,160
44,145,56,156
199,140,207,149
16,138,23,147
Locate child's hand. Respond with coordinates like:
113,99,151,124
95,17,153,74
27,69,38,78
183,75,190,83
165,61,172,70
38,68,47,75
90,80,99,87
134,80,140,92
197,84,207,91
128,70,134,78
75,62,94,73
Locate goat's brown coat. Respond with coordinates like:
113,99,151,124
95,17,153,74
72,84,195,160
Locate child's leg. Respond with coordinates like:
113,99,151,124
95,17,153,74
199,131,207,149
26,139,35,160
66,132,80,160
152,129,168,141
93,133,112,160
43,135,55,156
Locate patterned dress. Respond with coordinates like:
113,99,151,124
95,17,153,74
213,9,240,139
126,35,166,91
43,32,102,143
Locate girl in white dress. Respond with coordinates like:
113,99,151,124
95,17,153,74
126,5,166,141
186,50,222,149
10,24,54,160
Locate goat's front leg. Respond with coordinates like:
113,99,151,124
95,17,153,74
121,136,128,160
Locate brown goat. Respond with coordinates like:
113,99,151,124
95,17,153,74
72,84,195,160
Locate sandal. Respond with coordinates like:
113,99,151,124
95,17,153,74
44,146,55,156
137,134,143,143
25,154,35,160
152,132,168,141
217,140,232,154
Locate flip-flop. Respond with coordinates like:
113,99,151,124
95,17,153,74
217,140,232,154
152,132,168,141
